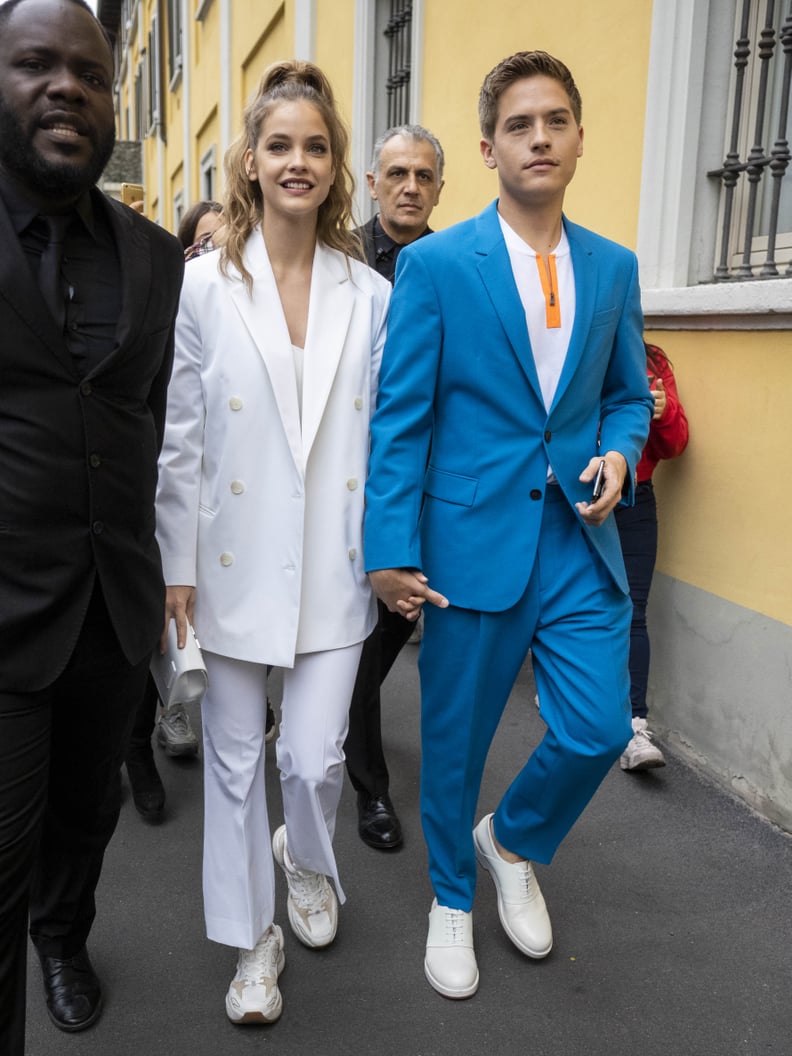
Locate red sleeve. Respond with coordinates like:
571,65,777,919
643,355,689,464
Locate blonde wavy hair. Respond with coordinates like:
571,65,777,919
220,60,361,291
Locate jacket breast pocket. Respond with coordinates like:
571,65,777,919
590,306,619,330
423,466,478,507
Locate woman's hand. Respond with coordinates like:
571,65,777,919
652,377,667,420
368,568,448,620
160,585,196,653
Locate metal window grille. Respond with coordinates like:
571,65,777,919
384,0,412,127
709,0,792,279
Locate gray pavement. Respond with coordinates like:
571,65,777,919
25,646,792,1056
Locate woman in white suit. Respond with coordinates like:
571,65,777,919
155,61,390,1024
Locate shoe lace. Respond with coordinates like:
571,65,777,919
162,709,190,735
240,932,280,983
443,908,469,944
516,861,539,901
288,867,328,912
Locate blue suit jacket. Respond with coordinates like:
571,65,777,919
364,200,653,612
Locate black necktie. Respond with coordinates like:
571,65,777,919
38,214,69,330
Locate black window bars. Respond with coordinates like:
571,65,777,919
709,0,792,280
384,0,412,128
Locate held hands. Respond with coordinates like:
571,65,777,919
575,451,628,526
368,568,449,621
160,585,196,653
652,376,667,420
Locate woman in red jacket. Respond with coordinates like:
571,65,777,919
616,342,689,771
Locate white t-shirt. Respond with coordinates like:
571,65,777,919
498,215,576,413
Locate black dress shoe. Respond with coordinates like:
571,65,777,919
39,948,103,1033
125,742,165,822
357,791,403,850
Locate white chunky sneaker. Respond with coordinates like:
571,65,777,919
473,813,553,958
620,717,666,771
424,899,479,999
272,825,338,948
156,706,199,757
225,925,285,1024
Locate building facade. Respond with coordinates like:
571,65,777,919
98,0,792,831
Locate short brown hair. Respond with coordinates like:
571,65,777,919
479,51,582,140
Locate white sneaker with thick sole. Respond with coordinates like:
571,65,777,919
156,706,199,757
424,898,479,999
272,825,338,948
620,717,666,771
225,924,285,1024
473,813,553,958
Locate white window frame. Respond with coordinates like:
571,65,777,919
173,189,185,231
147,13,162,137
200,145,217,202
167,0,184,90
637,0,792,329
352,0,424,223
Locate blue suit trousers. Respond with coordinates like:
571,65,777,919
419,486,633,911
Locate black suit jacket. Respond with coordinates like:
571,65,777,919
0,188,184,691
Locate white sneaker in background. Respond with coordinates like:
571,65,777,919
620,717,666,771
272,825,338,948
225,925,285,1024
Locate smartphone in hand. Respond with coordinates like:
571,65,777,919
592,459,606,502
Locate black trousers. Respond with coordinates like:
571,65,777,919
343,599,414,796
614,480,658,719
0,585,151,1056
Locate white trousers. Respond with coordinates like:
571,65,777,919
201,644,362,950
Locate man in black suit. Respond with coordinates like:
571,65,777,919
347,125,444,849
0,1,184,1051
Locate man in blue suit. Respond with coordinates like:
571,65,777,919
364,51,653,1000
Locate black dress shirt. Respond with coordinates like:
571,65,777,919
357,213,433,285
0,180,120,376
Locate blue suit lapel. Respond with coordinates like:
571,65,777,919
474,203,544,405
549,217,596,413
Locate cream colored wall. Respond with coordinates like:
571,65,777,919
234,0,289,116
648,329,792,627
315,0,356,131
420,0,653,249
190,0,222,204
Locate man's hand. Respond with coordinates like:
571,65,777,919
575,450,628,526
368,568,449,621
160,585,196,653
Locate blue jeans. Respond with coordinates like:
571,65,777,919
614,480,658,720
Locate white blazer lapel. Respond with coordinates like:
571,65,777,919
300,244,355,463
230,229,304,473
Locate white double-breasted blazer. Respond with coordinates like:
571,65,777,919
156,231,391,667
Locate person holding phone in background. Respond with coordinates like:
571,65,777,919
617,342,689,771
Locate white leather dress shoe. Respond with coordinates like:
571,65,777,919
473,813,553,958
424,899,479,999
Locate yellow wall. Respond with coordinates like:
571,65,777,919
238,3,289,111
649,329,792,626
421,0,653,249
315,0,355,131
119,0,790,634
